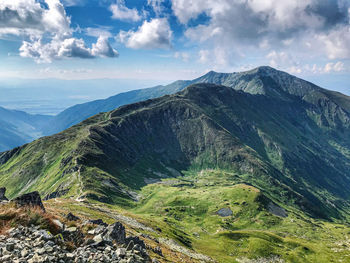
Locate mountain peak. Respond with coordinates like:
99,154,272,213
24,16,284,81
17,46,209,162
247,65,281,76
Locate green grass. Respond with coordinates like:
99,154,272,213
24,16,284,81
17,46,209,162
127,170,350,263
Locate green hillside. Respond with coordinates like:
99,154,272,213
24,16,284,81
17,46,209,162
1,69,350,262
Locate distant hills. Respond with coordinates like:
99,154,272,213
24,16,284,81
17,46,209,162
0,107,51,152
1,67,350,221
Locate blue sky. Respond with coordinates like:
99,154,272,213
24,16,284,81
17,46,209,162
0,0,349,94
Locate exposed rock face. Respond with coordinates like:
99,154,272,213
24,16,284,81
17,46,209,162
267,202,288,218
44,188,69,200
0,187,8,201
12,191,45,211
216,208,233,217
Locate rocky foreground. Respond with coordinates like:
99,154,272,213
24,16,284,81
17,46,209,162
0,221,156,263
0,189,159,263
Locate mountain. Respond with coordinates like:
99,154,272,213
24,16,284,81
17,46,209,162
0,107,52,152
43,66,350,138
42,80,191,135
1,67,350,219
2,67,350,262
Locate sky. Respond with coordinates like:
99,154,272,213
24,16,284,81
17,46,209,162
0,0,349,96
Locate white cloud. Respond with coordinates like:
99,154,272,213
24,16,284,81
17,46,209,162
0,0,70,38
316,27,350,59
0,0,118,63
118,18,172,49
20,36,118,63
171,0,350,69
85,27,113,38
198,49,210,64
174,51,189,62
92,36,119,58
110,0,141,22
324,62,345,73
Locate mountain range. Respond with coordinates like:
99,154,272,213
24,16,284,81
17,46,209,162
4,66,350,153
1,66,350,262
1,66,350,219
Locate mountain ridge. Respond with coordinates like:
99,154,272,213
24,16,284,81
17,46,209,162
2,66,349,154
1,77,350,220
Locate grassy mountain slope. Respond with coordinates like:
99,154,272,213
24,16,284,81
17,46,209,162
2,75,350,262
1,82,350,220
0,107,52,152
42,66,350,138
42,171,350,263
43,80,191,135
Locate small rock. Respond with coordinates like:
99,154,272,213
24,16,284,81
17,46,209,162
6,243,14,252
65,227,77,233
36,247,46,255
66,253,74,259
66,212,80,221
21,248,29,258
93,234,104,243
0,187,8,201
116,247,126,258
52,219,64,230
88,219,107,226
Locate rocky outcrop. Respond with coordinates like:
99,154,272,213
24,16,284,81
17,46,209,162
106,222,126,244
66,212,80,221
0,187,8,201
12,191,45,211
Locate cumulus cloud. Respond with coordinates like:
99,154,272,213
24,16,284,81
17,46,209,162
171,0,350,68
0,0,118,63
20,36,118,63
110,0,141,22
92,36,119,57
117,18,172,49
0,0,70,37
